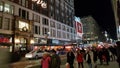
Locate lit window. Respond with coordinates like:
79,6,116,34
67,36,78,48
0,2,3,11
4,4,10,13
19,21,29,31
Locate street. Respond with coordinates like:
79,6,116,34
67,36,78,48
10,55,119,68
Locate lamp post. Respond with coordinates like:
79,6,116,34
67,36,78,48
32,0,47,8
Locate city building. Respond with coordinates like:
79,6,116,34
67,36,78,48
111,0,120,40
0,0,75,52
81,15,104,44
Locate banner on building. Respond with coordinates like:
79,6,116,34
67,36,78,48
75,17,83,39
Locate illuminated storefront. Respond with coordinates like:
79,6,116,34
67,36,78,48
0,34,13,52
13,17,33,52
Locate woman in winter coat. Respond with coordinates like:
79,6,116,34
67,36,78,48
76,50,84,68
41,52,51,68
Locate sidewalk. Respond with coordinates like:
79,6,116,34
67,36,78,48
10,54,119,68
61,61,119,68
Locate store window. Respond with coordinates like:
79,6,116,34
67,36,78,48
19,21,29,32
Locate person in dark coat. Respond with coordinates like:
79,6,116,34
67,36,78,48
67,49,75,68
102,47,110,65
116,41,120,68
92,48,98,68
50,49,61,68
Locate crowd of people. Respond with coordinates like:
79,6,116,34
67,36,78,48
66,41,120,68
39,41,120,68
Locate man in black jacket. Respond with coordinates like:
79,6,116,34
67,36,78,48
67,49,75,68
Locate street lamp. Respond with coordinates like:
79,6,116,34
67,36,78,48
32,0,47,8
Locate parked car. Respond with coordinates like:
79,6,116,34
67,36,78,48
25,50,44,59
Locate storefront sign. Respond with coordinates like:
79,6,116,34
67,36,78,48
0,37,10,43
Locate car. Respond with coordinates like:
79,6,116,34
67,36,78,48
25,50,44,59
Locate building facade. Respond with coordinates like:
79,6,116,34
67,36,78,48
0,0,75,52
81,16,103,44
111,0,120,40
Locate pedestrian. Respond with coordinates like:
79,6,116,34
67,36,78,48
102,47,110,65
85,48,93,68
116,41,120,68
41,52,51,68
98,48,103,65
50,49,61,68
67,48,75,68
76,49,84,68
92,47,98,68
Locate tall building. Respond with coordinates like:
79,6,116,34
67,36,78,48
0,0,75,52
111,0,120,40
81,16,103,44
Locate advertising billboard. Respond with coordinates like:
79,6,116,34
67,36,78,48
75,17,83,39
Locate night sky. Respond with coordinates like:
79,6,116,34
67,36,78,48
74,0,117,40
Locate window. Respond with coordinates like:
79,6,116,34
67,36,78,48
4,18,10,30
19,21,29,31
57,31,61,38
19,8,29,19
11,5,14,14
62,25,66,30
19,0,22,5
51,29,56,37
22,10,26,19
50,21,55,28
26,0,28,8
4,4,10,13
34,25,38,34
33,14,40,22
42,27,49,35
0,2,3,11
42,18,48,25
57,23,61,29
0,17,2,29
22,0,25,6
3,3,14,14
39,26,41,35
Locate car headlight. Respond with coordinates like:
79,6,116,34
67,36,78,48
25,54,33,58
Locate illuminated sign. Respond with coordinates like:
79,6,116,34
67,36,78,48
75,16,83,38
